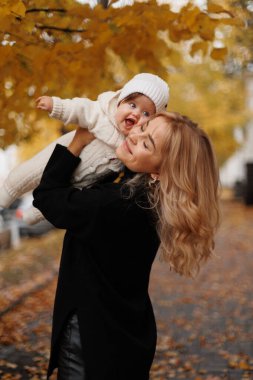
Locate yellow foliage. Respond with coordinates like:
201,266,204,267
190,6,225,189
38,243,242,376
180,5,201,30
190,41,209,57
0,0,26,18
0,0,248,164
167,62,249,165
197,13,218,41
218,17,245,27
210,47,228,61
207,2,233,16
18,118,62,161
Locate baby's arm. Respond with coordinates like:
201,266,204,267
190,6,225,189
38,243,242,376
36,94,124,150
36,96,53,112
36,95,97,129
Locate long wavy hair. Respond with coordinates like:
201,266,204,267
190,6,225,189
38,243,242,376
125,111,220,277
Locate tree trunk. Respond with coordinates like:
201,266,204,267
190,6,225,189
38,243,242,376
97,0,109,8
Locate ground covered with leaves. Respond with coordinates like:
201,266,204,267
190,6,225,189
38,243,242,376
0,200,252,379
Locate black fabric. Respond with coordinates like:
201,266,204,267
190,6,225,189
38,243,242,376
58,314,86,380
33,144,160,380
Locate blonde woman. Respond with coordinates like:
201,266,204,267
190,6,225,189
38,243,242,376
33,111,220,380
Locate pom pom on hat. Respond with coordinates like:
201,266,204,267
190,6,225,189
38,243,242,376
118,73,169,112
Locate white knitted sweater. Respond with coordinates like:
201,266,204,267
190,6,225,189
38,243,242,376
49,90,125,185
0,90,125,224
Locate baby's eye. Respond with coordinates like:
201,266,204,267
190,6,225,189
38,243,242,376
129,102,136,108
143,111,149,117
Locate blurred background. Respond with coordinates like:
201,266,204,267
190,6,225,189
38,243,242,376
0,0,252,197
1,0,253,248
0,1,253,379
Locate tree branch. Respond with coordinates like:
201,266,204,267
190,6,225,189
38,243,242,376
15,8,67,21
35,24,86,33
26,8,67,14
97,0,110,9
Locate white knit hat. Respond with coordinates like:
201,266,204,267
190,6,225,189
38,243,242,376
118,73,169,112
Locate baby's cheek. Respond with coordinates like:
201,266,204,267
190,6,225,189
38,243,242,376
140,116,150,125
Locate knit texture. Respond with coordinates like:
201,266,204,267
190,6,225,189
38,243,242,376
0,91,124,224
118,73,169,112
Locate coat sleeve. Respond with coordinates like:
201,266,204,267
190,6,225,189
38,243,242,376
32,144,104,236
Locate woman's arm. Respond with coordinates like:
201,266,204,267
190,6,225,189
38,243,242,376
67,127,95,156
32,128,104,234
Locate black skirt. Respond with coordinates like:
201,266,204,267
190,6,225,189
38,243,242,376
57,313,86,380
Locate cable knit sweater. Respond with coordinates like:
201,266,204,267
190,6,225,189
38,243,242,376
0,91,124,224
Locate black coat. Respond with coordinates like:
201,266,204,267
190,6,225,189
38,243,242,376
33,144,160,380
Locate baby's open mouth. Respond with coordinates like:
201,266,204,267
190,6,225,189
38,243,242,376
125,118,136,128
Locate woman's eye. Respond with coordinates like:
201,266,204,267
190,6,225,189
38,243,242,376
143,142,148,149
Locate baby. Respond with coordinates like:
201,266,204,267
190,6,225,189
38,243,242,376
0,73,169,225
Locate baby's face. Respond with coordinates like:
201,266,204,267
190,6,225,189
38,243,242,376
114,95,156,136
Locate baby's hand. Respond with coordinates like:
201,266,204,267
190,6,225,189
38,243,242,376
36,96,53,112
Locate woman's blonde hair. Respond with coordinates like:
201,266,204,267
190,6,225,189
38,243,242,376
152,112,220,277
125,111,220,277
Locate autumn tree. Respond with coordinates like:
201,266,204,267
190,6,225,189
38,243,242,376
0,0,246,162
222,0,253,73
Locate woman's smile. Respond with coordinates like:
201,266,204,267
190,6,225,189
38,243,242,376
116,116,167,174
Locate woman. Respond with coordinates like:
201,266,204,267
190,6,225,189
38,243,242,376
33,112,220,380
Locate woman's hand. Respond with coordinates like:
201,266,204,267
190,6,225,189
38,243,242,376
68,127,95,157
36,96,53,112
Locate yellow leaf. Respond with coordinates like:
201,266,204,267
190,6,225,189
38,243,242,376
208,3,233,16
181,6,201,29
238,360,250,370
11,0,26,18
23,20,35,34
210,47,228,61
197,14,217,41
190,41,208,57
219,17,245,27
0,5,9,17
0,0,26,18
228,360,238,369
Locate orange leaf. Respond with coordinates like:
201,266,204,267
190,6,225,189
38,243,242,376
190,41,208,56
208,3,233,17
210,47,228,61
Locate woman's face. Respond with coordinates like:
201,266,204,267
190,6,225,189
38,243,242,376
116,116,168,174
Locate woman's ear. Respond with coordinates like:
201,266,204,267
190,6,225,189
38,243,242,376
149,173,160,186
150,173,160,182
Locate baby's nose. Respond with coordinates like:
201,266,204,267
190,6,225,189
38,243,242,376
132,109,140,117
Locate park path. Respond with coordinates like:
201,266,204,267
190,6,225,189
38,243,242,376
149,199,253,379
0,199,253,379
